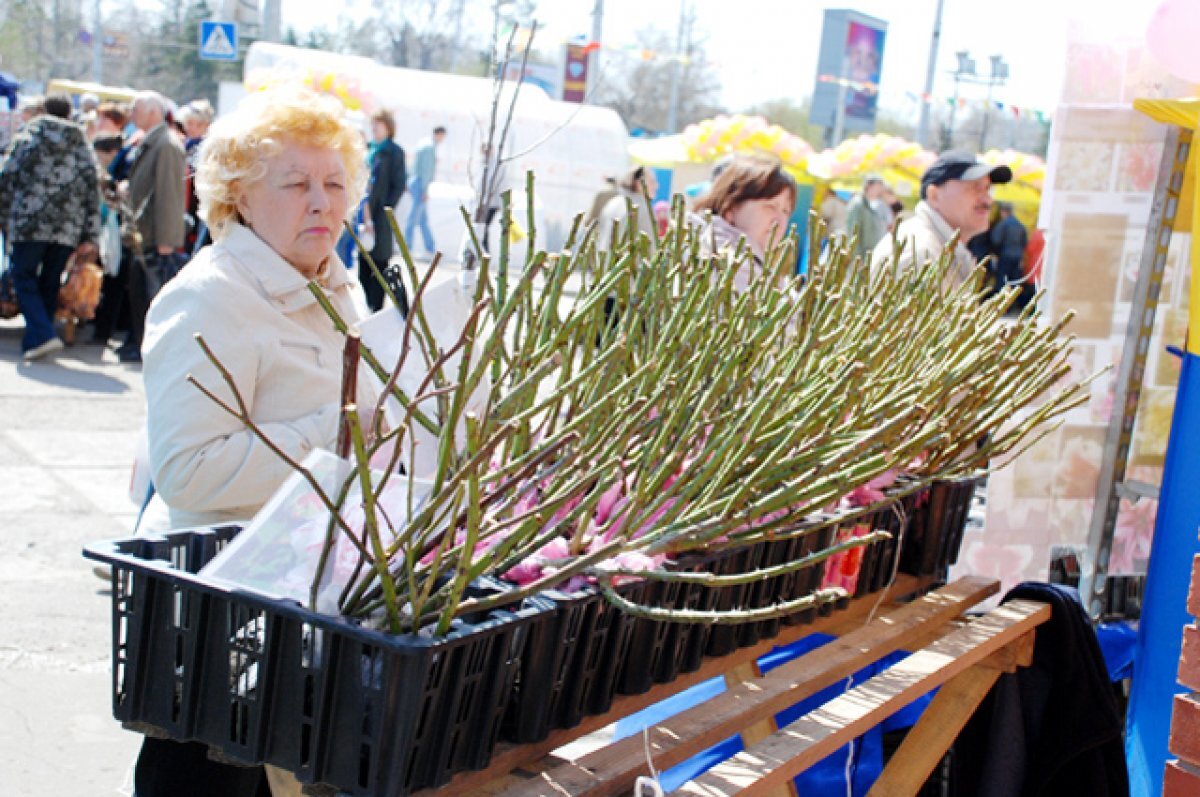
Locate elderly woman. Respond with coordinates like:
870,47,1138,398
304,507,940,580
690,156,797,291
135,88,372,796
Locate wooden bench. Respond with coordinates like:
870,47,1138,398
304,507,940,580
416,575,1049,797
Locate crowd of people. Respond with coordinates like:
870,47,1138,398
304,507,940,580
0,76,1053,796
0,90,205,362
0,89,453,362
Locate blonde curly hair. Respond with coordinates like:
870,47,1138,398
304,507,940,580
195,87,367,241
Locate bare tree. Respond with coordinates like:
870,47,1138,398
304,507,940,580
372,0,487,73
593,14,724,136
0,0,92,84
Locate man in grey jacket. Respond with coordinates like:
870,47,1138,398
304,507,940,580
871,151,1012,291
120,90,185,363
0,93,100,360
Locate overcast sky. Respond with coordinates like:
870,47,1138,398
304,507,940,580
286,0,1161,118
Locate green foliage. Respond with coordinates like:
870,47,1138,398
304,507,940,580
132,0,244,104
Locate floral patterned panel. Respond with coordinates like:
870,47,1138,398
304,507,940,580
951,32,1194,597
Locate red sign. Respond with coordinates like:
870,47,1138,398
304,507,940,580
562,44,590,103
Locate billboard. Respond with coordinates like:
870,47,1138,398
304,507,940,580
562,44,590,103
810,9,888,134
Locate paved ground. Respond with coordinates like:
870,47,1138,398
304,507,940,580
0,265,589,795
0,318,145,795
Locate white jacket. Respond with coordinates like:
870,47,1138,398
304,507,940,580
143,223,371,530
870,200,977,290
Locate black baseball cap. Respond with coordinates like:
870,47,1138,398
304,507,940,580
920,151,1012,198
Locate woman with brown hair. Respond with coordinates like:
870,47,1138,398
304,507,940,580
691,156,797,270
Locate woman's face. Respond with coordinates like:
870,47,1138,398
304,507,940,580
372,121,390,143
184,117,209,140
725,190,795,253
236,141,350,278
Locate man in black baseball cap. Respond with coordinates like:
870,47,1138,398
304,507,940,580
872,150,1012,289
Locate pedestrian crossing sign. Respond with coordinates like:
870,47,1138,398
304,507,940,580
199,20,238,61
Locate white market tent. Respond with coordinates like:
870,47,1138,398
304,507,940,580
241,43,631,258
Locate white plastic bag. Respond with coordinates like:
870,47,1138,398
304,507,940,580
99,211,122,277
199,449,434,614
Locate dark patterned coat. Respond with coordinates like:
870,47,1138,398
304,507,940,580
0,115,101,248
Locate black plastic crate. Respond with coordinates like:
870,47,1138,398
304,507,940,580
502,588,590,744
658,570,709,682
739,537,802,647
780,522,836,627
576,580,642,716
84,526,545,796
696,542,764,658
502,578,644,743
900,477,979,579
617,578,685,695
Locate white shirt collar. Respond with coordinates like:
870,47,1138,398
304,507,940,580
219,222,352,307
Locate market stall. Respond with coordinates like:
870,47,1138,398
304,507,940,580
85,185,1089,793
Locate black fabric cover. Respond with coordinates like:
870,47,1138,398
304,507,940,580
950,581,1129,797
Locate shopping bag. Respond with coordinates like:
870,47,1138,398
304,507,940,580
98,211,122,277
58,260,104,321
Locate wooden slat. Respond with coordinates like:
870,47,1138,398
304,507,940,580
864,664,1001,797
488,576,999,797
677,600,1051,796
425,574,937,796
724,662,797,797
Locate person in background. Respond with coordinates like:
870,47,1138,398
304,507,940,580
989,202,1027,288
179,99,214,152
179,99,216,253
689,155,797,292
473,142,510,254
137,86,372,797
871,150,1012,291
990,200,1031,311
78,92,100,116
360,108,406,311
404,124,445,257
95,103,136,183
120,90,186,363
90,134,130,345
17,96,43,130
583,175,619,226
597,165,658,249
845,174,888,259
818,187,848,239
0,93,100,360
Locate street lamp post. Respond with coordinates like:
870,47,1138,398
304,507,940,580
947,50,975,150
979,54,1009,151
946,49,1009,153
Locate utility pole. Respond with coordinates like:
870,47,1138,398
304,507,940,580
588,0,603,103
447,0,467,71
665,0,687,134
91,0,103,83
262,0,282,43
916,0,944,148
